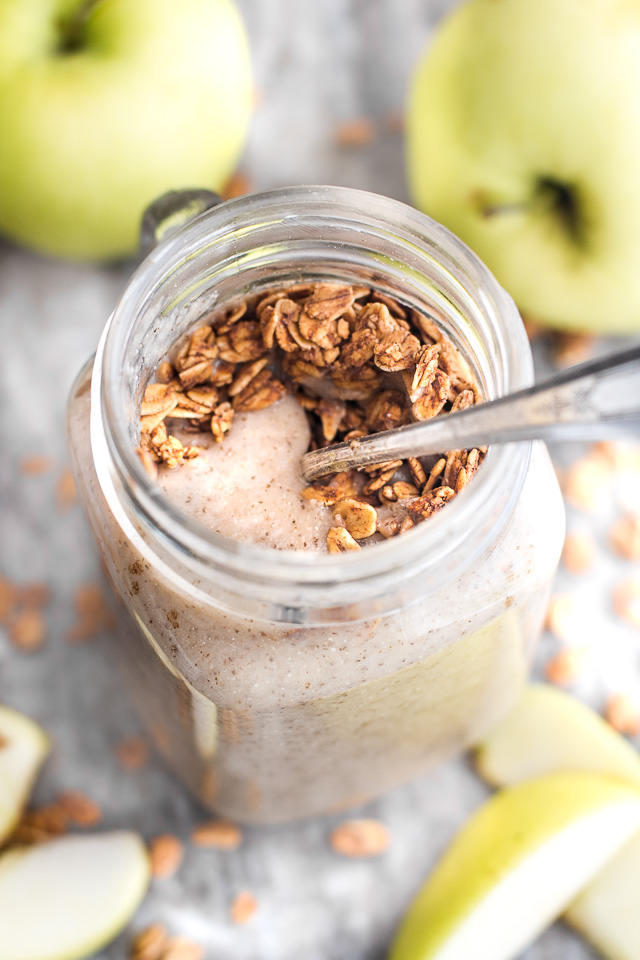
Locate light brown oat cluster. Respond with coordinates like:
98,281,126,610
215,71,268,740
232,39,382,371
138,282,485,547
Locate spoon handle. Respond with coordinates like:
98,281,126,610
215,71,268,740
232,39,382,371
301,343,640,481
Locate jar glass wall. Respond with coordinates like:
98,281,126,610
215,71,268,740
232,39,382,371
68,186,564,823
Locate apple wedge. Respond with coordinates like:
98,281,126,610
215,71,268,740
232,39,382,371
475,684,640,788
0,831,150,960
0,705,49,845
389,773,640,960
565,828,640,960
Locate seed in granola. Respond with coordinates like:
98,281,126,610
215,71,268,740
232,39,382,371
333,499,378,540
392,481,420,500
191,819,243,849
329,818,390,857
327,527,361,553
407,457,427,488
149,834,185,878
424,457,446,492
230,891,258,925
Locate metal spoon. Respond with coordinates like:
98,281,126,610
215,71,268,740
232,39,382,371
301,344,640,482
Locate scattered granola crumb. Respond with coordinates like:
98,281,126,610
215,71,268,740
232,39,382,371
20,455,53,476
385,110,404,133
593,441,640,473
67,582,114,642
522,316,544,342
221,172,253,201
544,647,588,686
149,834,185,879
335,117,375,147
9,608,46,652
613,579,640,630
18,583,51,608
0,577,18,623
57,790,102,827
604,693,640,737
130,924,170,960
551,331,595,368
162,937,204,960
610,514,640,562
230,890,258,925
191,819,242,849
544,595,578,642
56,469,77,512
562,532,596,575
564,453,612,512
11,804,69,845
329,818,390,857
115,737,149,770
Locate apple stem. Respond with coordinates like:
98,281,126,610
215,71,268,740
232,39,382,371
56,0,104,54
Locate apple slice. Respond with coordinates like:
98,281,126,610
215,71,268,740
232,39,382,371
0,831,150,960
565,828,640,960
0,705,50,844
389,773,640,960
475,684,640,788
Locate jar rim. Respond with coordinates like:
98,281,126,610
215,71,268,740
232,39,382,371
97,185,533,599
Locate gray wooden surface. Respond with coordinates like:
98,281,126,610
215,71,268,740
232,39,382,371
2,1,636,957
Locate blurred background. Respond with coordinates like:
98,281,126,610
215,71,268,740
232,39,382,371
1,1,639,958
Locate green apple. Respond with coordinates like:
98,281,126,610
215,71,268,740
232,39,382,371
407,0,640,333
475,684,640,789
389,773,640,960
0,705,50,845
566,829,640,960
0,831,150,960
0,0,252,261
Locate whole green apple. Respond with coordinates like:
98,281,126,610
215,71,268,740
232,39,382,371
0,0,252,261
407,0,640,333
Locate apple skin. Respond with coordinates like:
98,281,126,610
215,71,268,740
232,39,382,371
0,0,252,261
389,773,640,960
407,0,640,334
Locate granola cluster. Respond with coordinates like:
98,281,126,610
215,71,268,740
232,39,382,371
137,282,485,550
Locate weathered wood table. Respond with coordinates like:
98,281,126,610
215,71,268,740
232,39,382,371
2,1,636,957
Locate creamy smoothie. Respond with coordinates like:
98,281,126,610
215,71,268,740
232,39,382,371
68,279,564,823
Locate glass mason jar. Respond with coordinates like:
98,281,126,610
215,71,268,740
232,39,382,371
68,185,564,824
